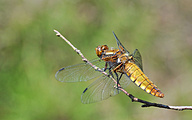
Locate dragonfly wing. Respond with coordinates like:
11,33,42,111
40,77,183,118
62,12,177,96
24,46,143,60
119,73,131,89
81,75,120,104
132,49,143,71
112,32,129,54
55,59,105,82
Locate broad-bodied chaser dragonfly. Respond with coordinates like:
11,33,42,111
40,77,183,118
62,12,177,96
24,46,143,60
55,32,164,104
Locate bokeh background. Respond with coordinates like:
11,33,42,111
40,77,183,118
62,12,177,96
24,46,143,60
1,0,192,120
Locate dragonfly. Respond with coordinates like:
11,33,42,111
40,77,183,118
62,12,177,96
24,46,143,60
55,32,164,104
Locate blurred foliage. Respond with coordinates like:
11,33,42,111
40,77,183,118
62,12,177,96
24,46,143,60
1,0,192,120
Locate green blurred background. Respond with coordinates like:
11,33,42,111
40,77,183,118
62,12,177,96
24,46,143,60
1,0,192,120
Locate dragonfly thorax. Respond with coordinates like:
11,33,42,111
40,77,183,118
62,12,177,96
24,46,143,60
117,53,129,64
95,45,121,63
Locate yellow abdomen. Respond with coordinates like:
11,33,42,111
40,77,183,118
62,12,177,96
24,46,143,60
124,62,164,98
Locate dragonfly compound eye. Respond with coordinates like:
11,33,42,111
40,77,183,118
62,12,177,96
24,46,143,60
95,45,109,57
101,45,109,51
95,45,102,57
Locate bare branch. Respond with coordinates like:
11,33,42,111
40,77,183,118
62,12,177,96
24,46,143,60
54,30,192,111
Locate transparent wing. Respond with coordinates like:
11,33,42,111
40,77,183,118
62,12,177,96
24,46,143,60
112,32,130,54
55,59,105,82
81,71,131,104
131,49,143,71
119,73,131,89
81,75,119,104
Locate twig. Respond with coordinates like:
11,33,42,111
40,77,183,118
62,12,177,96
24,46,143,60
54,29,192,111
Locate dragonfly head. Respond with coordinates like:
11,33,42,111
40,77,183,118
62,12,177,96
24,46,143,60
95,45,109,58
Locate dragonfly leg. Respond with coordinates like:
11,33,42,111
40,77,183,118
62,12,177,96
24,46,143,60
110,63,123,88
114,71,119,88
103,62,108,71
113,71,124,95
104,62,115,78
114,71,123,89
105,62,116,79
113,63,123,71
109,67,115,79
119,73,123,81
105,62,123,89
